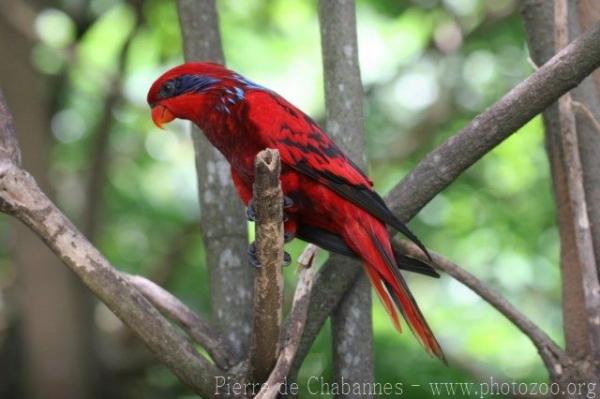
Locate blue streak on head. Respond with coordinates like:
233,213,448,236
179,75,220,94
158,74,220,99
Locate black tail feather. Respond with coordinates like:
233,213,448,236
296,225,439,278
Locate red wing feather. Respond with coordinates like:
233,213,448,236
246,90,430,258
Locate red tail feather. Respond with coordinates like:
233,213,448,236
344,216,445,362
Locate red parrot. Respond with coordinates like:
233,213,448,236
147,62,444,360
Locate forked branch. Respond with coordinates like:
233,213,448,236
255,245,320,399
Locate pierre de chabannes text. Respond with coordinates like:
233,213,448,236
215,376,598,397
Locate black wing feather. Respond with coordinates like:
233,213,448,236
296,225,439,278
293,161,431,260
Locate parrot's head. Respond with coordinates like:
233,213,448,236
147,62,235,129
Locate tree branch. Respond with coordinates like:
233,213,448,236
248,149,285,384
554,0,600,361
318,0,374,391
0,165,221,397
125,274,234,370
386,19,600,221
522,1,600,386
82,7,142,239
176,0,253,361
254,246,319,399
177,0,224,63
292,18,600,377
393,239,568,373
572,100,600,135
0,92,231,398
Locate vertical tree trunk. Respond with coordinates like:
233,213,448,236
522,0,600,389
0,19,95,399
319,0,375,395
572,0,600,274
177,0,253,361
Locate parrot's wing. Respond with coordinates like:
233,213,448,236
247,91,429,258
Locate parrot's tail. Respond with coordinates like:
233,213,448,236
344,216,445,362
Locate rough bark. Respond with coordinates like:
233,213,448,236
318,0,374,394
292,18,600,378
522,0,600,388
0,163,223,397
254,245,319,399
570,0,600,278
386,19,600,220
576,0,600,96
126,274,234,370
248,149,285,384
555,0,600,363
177,0,253,361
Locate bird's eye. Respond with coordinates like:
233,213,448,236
159,80,178,98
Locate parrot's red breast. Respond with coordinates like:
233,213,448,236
147,62,444,361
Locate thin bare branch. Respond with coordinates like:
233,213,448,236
254,250,319,399
393,239,568,373
148,223,197,286
125,274,234,370
572,100,600,136
248,149,285,384
82,10,142,239
297,244,320,269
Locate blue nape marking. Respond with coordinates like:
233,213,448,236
178,75,219,95
234,87,245,100
233,73,268,91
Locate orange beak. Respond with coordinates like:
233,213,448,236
151,105,176,129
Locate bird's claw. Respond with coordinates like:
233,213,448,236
283,196,294,209
247,242,292,268
284,232,295,243
246,201,256,222
248,242,261,268
247,196,293,222
283,251,291,267
283,196,293,222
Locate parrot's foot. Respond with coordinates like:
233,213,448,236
247,242,291,268
246,196,294,222
247,243,260,267
284,231,295,243
283,195,294,209
246,202,257,222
